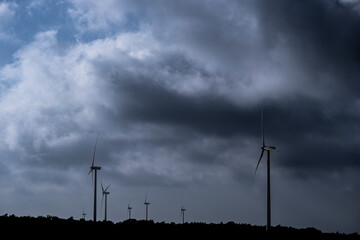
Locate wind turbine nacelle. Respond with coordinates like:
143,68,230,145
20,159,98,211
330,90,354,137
90,166,101,170
262,146,276,151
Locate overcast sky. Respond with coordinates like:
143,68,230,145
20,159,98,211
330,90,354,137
0,0,359,233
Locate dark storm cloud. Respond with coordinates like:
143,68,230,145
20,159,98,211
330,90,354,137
258,98,360,174
100,8,360,178
118,76,360,175
119,80,258,137
249,0,360,175
257,0,360,94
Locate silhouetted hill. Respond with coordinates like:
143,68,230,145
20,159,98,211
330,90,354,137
0,214,358,239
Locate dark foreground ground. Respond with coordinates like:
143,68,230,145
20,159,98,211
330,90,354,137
0,214,358,239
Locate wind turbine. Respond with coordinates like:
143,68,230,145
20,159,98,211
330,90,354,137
128,203,132,220
82,208,86,220
181,204,186,224
88,136,101,222
101,182,111,221
144,193,150,221
254,106,278,231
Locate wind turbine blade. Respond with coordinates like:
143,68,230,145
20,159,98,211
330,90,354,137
145,192,147,203
105,184,111,192
254,149,265,176
101,182,104,193
92,135,99,167
261,105,265,147
90,170,94,185
88,163,93,186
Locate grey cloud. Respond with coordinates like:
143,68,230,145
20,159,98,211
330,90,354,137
257,0,360,93
119,80,258,137
0,0,359,233
5,0,359,182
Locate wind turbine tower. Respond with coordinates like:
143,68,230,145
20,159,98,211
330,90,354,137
181,205,186,224
128,203,132,220
88,136,101,222
101,182,111,221
82,208,86,220
144,194,150,221
254,106,278,231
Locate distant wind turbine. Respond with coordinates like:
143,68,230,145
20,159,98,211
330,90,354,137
88,136,101,222
181,204,186,224
128,203,132,220
82,208,86,220
254,106,278,231
144,193,150,221
101,182,111,221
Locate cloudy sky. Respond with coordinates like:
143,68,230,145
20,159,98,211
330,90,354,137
0,0,359,233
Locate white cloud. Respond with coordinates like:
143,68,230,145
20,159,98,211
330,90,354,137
0,16,327,158
0,1,17,42
0,30,80,152
67,0,133,32
0,29,162,157
0,2,16,22
26,0,45,11
0,25,246,182
4,122,20,151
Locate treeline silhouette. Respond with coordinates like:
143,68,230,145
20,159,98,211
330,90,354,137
0,214,358,239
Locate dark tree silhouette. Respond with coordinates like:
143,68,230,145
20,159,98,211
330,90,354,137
0,214,358,240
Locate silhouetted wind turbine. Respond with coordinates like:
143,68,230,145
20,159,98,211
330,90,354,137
144,193,150,221
82,208,86,220
128,203,132,220
181,204,186,224
88,136,101,222
101,182,111,221
254,106,278,231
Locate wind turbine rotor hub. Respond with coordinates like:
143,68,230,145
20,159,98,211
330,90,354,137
263,146,276,151
90,166,101,171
